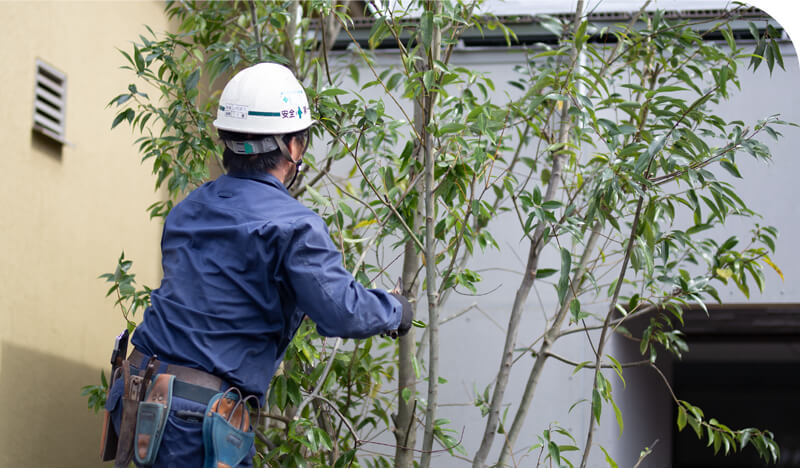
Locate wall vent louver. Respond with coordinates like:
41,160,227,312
33,59,67,144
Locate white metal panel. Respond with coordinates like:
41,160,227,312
387,0,738,17
474,0,737,15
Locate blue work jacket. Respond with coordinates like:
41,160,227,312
131,171,402,397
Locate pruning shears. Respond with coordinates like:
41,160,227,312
381,277,404,339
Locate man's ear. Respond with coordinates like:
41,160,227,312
287,136,303,161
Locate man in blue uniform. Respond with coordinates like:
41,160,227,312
103,63,412,467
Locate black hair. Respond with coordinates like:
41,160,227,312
218,128,309,173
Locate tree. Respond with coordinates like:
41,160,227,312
86,0,793,466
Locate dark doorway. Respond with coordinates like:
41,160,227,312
672,304,800,467
673,361,800,467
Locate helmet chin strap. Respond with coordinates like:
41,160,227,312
274,135,302,190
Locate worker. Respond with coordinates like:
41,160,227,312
101,62,413,467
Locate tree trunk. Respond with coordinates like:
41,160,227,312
497,227,600,467
420,1,442,465
472,3,584,466
394,203,420,467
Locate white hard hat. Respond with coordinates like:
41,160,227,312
213,63,312,135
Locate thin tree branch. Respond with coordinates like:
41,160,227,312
580,196,645,467
633,439,660,468
253,410,294,425
248,1,263,62
303,393,362,444
545,351,650,369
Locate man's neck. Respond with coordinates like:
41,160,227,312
267,160,292,187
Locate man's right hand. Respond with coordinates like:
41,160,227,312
389,293,413,337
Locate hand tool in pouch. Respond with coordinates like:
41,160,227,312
114,356,157,468
134,373,175,466
202,388,258,468
100,329,129,461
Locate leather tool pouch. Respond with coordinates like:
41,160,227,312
202,388,255,468
134,374,175,467
115,361,144,467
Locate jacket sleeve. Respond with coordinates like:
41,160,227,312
283,215,402,338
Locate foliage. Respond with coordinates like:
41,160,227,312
529,424,581,468
98,251,151,334
81,370,108,413
91,0,796,466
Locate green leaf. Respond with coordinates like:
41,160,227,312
607,355,625,387
688,415,702,438
636,135,666,173
535,268,558,279
305,185,332,207
270,376,287,409
600,445,618,468
348,64,360,84
557,248,572,305
133,44,144,73
575,20,587,43
765,40,775,73
316,427,333,451
438,123,466,135
548,441,561,465
568,398,588,413
770,40,785,70
367,16,386,49
305,427,318,452
423,70,435,90
720,159,742,178
722,26,736,50
319,88,349,97
677,406,688,431
740,429,752,449
611,398,624,436
592,388,602,423
570,298,583,323
185,69,200,92
654,85,687,94
750,39,766,70
748,22,761,41
111,109,134,129
541,200,562,210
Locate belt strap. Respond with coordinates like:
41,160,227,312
173,380,219,405
129,349,223,394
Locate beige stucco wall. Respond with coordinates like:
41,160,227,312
0,1,170,466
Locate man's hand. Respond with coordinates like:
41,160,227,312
386,292,413,338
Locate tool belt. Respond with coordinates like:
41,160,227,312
101,344,244,467
101,344,258,468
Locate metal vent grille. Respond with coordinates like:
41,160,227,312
32,59,67,143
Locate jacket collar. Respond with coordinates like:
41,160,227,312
226,171,289,195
